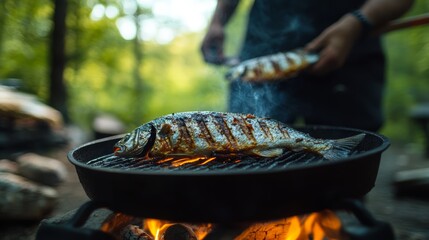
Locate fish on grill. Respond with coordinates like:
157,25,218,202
225,49,319,82
113,111,364,160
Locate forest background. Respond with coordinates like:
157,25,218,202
1,0,429,146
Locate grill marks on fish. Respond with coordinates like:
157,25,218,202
173,117,195,152
151,112,271,155
213,114,238,150
195,114,216,146
271,60,282,76
234,116,257,144
278,122,291,139
113,111,365,160
225,49,320,82
257,120,273,140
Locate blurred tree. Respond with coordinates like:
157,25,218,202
49,0,68,121
0,1,7,55
131,1,149,123
1,0,428,145
381,0,429,143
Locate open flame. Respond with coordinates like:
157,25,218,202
144,219,212,240
156,156,240,167
104,210,344,240
235,210,343,240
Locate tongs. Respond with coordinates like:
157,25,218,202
223,13,429,83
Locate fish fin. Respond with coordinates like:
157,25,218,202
251,148,284,158
322,133,365,160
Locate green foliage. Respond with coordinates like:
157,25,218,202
380,0,429,143
1,0,429,146
0,0,52,99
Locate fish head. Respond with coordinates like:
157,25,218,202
113,124,157,157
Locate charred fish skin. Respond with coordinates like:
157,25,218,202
148,112,299,156
226,49,319,82
113,111,364,160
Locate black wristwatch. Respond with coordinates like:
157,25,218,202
350,10,373,38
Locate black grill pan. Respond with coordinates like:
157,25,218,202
68,125,389,223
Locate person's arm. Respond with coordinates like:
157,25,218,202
305,0,414,75
201,0,240,65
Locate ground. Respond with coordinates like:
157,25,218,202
0,127,429,240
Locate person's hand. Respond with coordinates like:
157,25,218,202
305,14,364,75
201,24,226,65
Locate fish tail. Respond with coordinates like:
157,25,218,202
321,133,366,160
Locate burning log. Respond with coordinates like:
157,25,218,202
234,217,305,240
121,225,153,240
158,223,198,240
234,211,344,240
143,219,212,240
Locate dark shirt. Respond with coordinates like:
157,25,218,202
229,0,385,131
240,0,382,60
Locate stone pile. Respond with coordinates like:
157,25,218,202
0,153,67,220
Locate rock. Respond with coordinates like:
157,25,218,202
16,153,67,186
0,86,64,131
393,167,429,197
0,159,18,174
92,114,126,139
0,172,58,220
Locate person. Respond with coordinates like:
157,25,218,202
201,0,414,132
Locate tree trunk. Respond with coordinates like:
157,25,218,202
0,1,8,57
132,3,145,123
48,0,68,122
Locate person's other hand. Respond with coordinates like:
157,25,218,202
305,14,363,75
201,24,226,65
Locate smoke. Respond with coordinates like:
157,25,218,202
229,81,289,121
228,8,317,122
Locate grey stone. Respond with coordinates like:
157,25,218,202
0,159,18,174
17,153,68,186
0,172,58,220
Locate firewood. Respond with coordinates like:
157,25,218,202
159,223,198,240
234,217,306,240
121,224,153,240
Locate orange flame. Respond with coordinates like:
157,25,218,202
144,218,212,240
155,156,218,167
235,210,343,240
171,157,207,167
141,211,342,240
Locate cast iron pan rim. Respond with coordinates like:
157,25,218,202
68,125,390,176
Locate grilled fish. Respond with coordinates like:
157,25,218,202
113,111,364,160
225,49,319,82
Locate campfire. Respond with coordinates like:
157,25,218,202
36,126,393,240
92,152,345,240
99,210,344,240
90,149,347,240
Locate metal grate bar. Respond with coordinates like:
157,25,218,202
85,149,340,172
